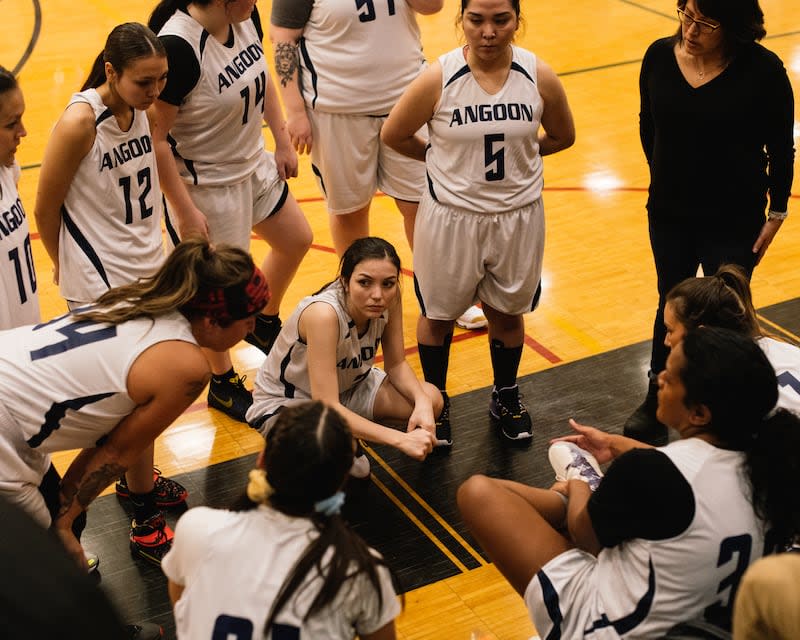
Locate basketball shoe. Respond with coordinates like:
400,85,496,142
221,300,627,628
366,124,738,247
489,385,533,440
130,512,173,566
434,393,452,447
245,314,282,356
207,370,252,423
548,442,604,491
116,468,188,508
456,305,488,330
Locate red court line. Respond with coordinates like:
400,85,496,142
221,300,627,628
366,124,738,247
524,334,561,363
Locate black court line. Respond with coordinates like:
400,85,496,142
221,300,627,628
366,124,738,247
12,0,42,76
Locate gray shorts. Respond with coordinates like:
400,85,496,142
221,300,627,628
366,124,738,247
251,367,387,437
309,110,425,214
413,193,545,319
184,151,288,250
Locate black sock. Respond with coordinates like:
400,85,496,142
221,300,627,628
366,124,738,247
212,367,236,383
130,491,158,524
417,332,453,392
490,338,523,390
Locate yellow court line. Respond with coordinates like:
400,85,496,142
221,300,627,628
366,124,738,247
757,314,800,346
368,473,470,574
363,443,488,568
538,306,605,354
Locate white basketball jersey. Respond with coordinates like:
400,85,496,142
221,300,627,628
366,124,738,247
58,90,164,303
426,46,544,212
163,506,399,639
758,336,800,414
299,0,424,115
591,439,764,637
0,310,195,454
0,163,40,328
159,11,268,185
249,280,386,422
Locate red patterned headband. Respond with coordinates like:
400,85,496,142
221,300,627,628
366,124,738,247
188,265,269,323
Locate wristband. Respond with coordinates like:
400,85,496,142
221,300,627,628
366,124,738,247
768,210,788,221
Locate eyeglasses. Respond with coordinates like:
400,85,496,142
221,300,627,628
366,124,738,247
677,9,720,34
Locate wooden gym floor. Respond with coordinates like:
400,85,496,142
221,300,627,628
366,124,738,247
3,0,800,637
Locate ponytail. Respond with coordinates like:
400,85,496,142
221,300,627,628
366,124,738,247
81,53,106,90
745,408,800,550
148,0,217,33
80,23,165,92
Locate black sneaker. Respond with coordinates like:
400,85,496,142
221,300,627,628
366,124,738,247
116,467,188,507
623,379,668,446
125,623,163,640
434,394,452,447
244,314,282,356
130,512,173,566
489,385,533,440
207,371,253,423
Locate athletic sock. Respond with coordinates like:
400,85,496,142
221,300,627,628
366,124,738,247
490,338,523,390
417,332,453,392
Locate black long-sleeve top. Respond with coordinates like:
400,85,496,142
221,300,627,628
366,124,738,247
639,37,794,220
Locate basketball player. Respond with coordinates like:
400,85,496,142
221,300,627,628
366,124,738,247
270,0,486,331
34,24,193,556
0,67,40,330
458,327,800,637
0,239,268,567
148,0,312,423
382,0,575,443
664,264,800,416
163,401,400,639
247,238,441,467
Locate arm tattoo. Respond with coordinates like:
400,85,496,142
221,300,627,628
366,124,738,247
74,463,126,510
274,42,299,88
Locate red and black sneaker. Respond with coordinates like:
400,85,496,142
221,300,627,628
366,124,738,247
116,468,188,507
130,512,174,566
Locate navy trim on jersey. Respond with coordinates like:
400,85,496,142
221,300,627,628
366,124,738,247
537,570,563,640
510,61,536,85
163,196,180,247
444,64,471,89
425,170,438,202
413,273,427,317
267,182,289,217
584,558,656,636
279,345,296,398
299,37,319,109
199,30,209,58
28,392,116,448
311,163,327,197
61,206,111,289
345,318,355,340
95,109,114,127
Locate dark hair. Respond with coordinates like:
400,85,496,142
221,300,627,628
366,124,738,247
666,264,761,338
233,402,394,631
338,237,401,282
460,0,520,18
74,238,259,326
149,0,234,33
82,23,165,91
0,66,19,97
680,327,800,548
675,0,766,60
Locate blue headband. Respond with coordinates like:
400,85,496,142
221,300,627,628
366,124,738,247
314,491,345,516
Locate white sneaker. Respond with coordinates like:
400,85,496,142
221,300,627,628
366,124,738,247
548,442,603,491
456,305,487,330
85,550,100,573
349,453,371,479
